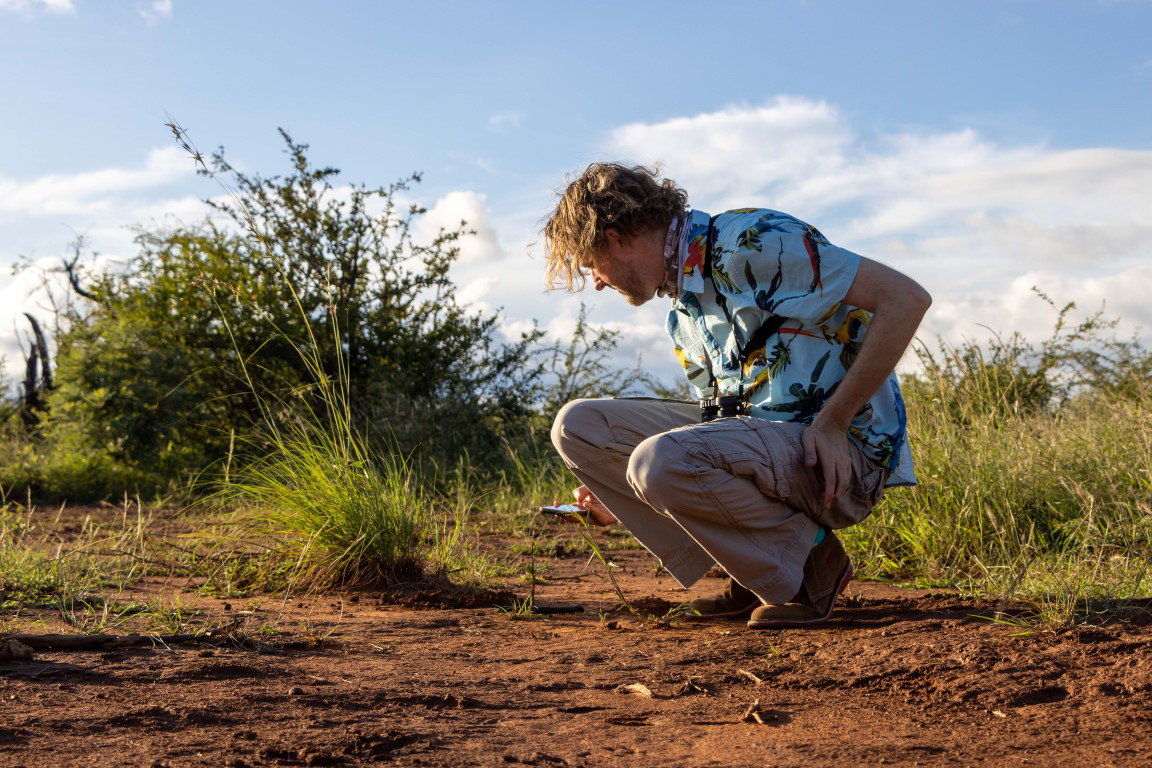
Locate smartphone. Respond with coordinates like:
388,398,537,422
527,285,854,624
539,504,589,518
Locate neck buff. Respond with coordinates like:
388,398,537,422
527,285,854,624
657,211,690,299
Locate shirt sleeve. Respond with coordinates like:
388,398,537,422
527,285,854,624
712,211,862,325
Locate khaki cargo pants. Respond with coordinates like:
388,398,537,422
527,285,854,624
551,398,888,604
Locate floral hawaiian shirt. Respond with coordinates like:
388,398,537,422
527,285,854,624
667,208,916,486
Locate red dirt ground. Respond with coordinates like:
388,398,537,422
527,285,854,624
2,533,1151,767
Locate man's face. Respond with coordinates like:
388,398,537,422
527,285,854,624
590,229,665,307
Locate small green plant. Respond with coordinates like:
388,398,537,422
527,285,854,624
297,616,342,647
497,594,545,620
568,520,647,621
518,560,548,585
497,561,548,620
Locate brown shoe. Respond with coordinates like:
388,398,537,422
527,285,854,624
747,531,853,629
684,577,761,620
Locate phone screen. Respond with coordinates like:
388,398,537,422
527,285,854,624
539,504,586,516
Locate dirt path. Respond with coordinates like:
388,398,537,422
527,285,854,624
2,546,1150,767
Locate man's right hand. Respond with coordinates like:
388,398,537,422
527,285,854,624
573,485,618,527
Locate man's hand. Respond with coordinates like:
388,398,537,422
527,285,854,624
573,485,618,526
802,417,854,510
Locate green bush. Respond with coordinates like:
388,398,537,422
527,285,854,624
34,130,542,500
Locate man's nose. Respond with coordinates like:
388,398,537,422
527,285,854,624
591,270,608,291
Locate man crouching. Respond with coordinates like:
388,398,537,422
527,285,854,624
543,163,930,628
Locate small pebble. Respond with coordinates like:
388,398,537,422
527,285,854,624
288,687,305,696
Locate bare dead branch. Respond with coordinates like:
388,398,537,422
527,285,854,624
63,240,97,301
23,312,52,391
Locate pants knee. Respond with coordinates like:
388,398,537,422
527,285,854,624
626,432,681,508
550,398,597,460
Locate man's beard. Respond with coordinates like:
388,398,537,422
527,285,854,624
623,289,649,307
613,265,652,306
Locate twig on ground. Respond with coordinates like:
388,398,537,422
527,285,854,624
741,699,768,724
736,668,764,685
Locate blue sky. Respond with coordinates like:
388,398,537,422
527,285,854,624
2,0,1151,385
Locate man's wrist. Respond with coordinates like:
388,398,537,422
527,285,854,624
812,407,853,433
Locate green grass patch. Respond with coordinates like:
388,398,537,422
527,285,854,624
0,503,151,607
843,306,1152,626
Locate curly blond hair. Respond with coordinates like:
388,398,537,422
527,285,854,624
543,163,688,291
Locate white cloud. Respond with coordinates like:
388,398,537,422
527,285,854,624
0,146,192,216
0,148,211,276
137,0,172,24
0,148,213,382
0,0,73,13
610,96,852,207
414,190,505,266
487,113,521,130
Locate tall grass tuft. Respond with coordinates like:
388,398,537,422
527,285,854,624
845,296,1152,624
227,426,429,587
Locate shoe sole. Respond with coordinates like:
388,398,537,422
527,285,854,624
682,600,761,621
745,563,854,629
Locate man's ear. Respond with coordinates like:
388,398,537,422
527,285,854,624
604,228,622,248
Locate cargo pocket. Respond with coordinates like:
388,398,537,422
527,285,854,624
693,418,799,501
815,456,889,529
